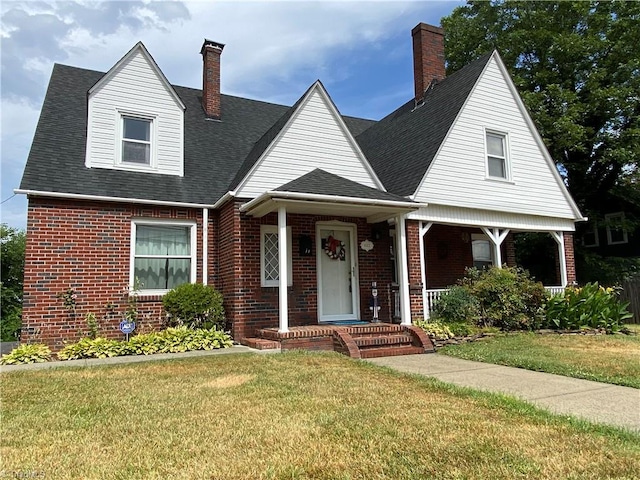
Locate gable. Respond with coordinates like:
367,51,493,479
235,82,382,198
85,44,185,176
414,53,582,220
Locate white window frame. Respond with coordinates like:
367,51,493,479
582,224,599,247
130,219,197,296
484,129,511,181
260,225,293,287
117,111,157,171
471,233,493,268
605,212,628,245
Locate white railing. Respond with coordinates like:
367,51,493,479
424,286,566,317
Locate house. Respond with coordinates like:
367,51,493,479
17,23,585,356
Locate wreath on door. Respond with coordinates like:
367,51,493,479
324,235,346,261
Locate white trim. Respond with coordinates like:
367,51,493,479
260,225,293,287
480,227,510,268
117,112,157,171
316,221,360,322
278,207,289,333
419,222,433,319
212,191,236,209
396,215,411,325
88,42,185,110
14,189,217,209
605,212,628,245
234,81,385,194
202,208,208,285
550,231,568,287
130,218,197,296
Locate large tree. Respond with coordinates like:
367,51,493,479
442,0,639,222
1,224,25,341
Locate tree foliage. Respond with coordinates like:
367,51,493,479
442,1,640,218
1,224,26,341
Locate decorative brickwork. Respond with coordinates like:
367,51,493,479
21,197,210,350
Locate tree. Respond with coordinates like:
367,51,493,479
1,224,26,341
442,1,640,282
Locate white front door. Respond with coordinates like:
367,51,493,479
317,223,359,321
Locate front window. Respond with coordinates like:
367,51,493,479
122,116,151,165
582,224,599,247
486,131,508,179
605,213,628,245
261,226,292,287
131,221,196,293
472,234,493,269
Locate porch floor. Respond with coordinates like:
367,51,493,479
243,323,435,359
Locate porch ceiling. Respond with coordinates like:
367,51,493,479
240,191,421,223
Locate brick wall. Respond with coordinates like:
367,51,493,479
220,201,394,341
424,225,476,289
564,232,577,284
21,197,211,350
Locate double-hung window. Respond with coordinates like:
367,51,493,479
486,131,509,180
261,225,293,287
122,116,152,165
131,221,196,294
605,212,628,245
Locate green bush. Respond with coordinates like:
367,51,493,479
0,308,21,342
431,285,479,324
0,343,51,365
544,283,632,333
163,283,225,329
461,266,548,331
57,327,233,360
414,319,454,339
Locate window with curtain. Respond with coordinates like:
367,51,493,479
133,223,194,291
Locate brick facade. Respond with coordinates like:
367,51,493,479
21,197,211,350
564,232,577,285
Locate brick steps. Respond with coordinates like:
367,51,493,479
352,333,414,347
360,345,426,359
242,337,281,350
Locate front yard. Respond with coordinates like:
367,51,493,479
439,329,640,388
2,351,639,479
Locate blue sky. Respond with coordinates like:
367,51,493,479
0,0,464,230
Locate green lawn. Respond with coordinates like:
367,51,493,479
2,352,639,479
440,330,640,388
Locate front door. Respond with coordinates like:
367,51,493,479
317,223,359,321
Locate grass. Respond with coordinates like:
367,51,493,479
2,351,639,479
440,329,640,388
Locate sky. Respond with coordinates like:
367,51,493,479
0,0,464,230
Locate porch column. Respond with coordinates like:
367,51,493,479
202,208,208,285
278,206,289,333
419,222,433,318
396,215,411,325
550,231,568,287
481,227,510,268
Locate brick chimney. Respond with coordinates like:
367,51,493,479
200,39,225,119
411,23,445,104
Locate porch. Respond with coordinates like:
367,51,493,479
243,322,435,359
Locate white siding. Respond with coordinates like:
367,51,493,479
236,87,378,198
414,55,576,220
407,204,576,232
86,48,184,176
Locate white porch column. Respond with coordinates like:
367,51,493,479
396,215,412,325
278,206,289,333
550,231,568,287
419,222,433,319
481,227,510,268
202,208,208,285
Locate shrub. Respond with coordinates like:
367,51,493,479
414,319,454,339
163,283,225,329
461,266,548,331
431,285,479,324
57,327,233,360
544,283,633,333
0,344,51,365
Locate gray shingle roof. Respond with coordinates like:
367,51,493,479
356,53,492,197
20,53,491,205
274,169,414,203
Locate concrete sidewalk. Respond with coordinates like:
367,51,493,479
368,354,640,432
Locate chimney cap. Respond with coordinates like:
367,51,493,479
200,39,225,55
411,23,444,36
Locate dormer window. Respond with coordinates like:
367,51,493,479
122,116,152,165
